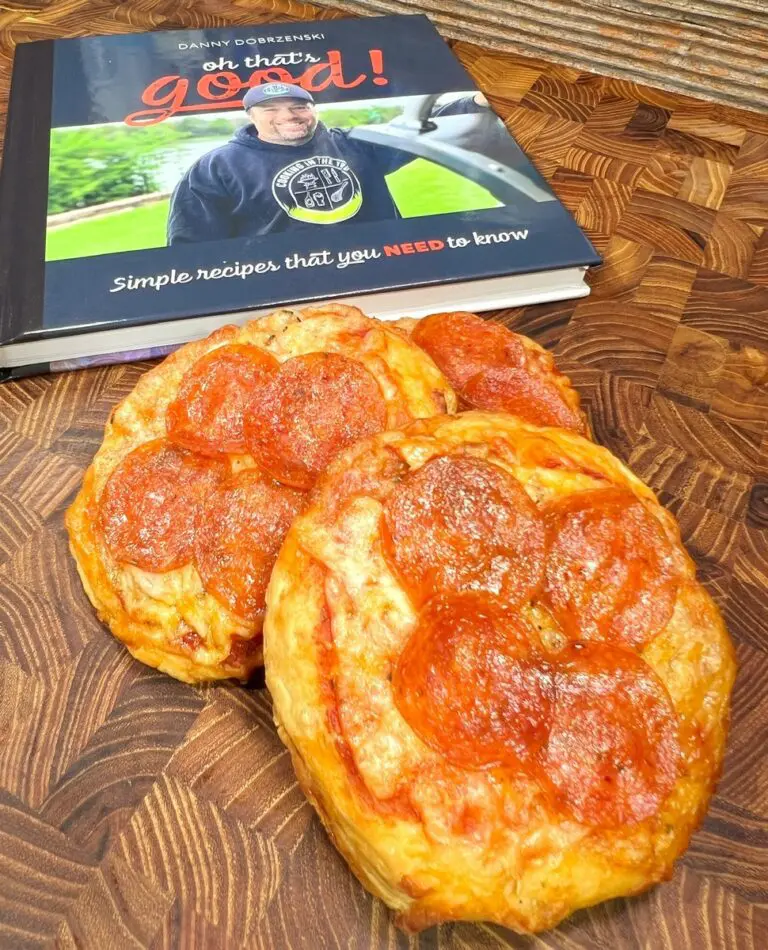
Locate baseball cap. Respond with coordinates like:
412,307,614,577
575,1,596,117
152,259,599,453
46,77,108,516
243,83,315,110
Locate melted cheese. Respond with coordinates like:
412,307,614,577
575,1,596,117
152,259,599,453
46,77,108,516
265,411,736,933
67,305,457,684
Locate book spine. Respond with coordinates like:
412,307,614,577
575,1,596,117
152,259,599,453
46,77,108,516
0,41,54,346
0,343,180,383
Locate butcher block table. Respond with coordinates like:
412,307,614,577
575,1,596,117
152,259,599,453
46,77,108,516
1,1,768,947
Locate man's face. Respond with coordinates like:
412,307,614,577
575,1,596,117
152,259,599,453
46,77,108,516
249,98,318,146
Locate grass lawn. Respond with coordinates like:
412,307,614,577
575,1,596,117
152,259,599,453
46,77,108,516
45,161,501,261
45,199,171,261
387,158,502,217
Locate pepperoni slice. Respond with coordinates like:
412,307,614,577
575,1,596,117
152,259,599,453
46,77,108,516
244,352,388,489
194,468,305,622
393,594,552,770
382,454,545,605
166,344,279,456
99,439,229,572
545,643,680,826
222,635,263,673
463,365,585,433
412,311,525,390
543,487,681,650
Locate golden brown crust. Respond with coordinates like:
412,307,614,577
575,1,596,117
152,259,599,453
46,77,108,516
402,312,590,435
66,305,457,684
265,411,736,932
515,332,588,432
389,316,419,337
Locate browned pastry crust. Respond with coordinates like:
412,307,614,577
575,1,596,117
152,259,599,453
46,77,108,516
66,305,456,683
399,311,588,434
265,411,735,932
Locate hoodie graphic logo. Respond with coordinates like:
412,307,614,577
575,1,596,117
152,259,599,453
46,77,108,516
272,156,362,224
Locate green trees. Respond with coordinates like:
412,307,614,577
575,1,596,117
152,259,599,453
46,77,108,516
47,126,169,214
46,119,246,214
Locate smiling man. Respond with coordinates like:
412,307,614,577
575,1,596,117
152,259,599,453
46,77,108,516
166,82,414,243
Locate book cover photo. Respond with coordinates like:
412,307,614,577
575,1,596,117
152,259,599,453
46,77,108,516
0,14,599,376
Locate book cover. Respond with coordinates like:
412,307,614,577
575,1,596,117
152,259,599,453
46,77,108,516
0,14,599,370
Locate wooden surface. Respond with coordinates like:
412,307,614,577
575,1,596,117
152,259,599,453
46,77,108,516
2,1,768,948
2,0,768,114
314,0,768,114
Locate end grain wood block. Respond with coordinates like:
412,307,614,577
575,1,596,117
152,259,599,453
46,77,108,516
749,231,768,286
638,150,695,198
585,94,640,135
585,236,654,301
678,157,733,210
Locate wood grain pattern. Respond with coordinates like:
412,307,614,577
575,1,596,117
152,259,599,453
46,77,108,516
310,0,768,113
1,1,768,947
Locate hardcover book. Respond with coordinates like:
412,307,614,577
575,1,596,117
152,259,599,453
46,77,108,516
0,14,600,378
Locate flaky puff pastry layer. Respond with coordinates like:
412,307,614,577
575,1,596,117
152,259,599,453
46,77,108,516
265,411,735,933
66,305,456,683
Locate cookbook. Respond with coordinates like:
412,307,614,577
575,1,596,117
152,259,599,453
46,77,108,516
0,14,599,378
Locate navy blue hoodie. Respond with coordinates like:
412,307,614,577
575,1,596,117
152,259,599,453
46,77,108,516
167,124,412,244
